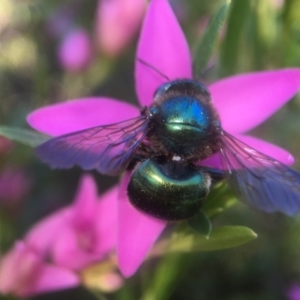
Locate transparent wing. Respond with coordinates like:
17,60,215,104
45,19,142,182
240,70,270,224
219,131,300,215
36,116,149,176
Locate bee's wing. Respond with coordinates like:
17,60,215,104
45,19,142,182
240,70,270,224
219,131,300,215
36,116,149,176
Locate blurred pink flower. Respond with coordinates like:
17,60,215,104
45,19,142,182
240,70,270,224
58,28,93,72
0,242,79,298
0,167,31,205
288,284,300,300
0,174,118,297
270,0,284,9
26,174,117,270
27,0,300,277
95,0,147,56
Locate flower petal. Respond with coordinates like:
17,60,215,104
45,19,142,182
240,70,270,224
30,175,117,271
25,208,70,254
27,98,140,136
58,28,92,72
50,175,102,270
29,264,79,297
51,226,103,270
71,174,99,231
135,0,192,106
117,171,166,277
52,184,119,270
209,69,300,133
199,153,222,169
94,186,118,254
0,241,39,296
0,242,79,297
287,284,300,300
96,0,146,56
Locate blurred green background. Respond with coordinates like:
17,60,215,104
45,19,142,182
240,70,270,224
1,0,300,299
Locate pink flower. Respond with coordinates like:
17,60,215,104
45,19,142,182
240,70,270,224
27,0,300,277
27,174,117,270
58,28,93,72
0,242,79,297
0,175,118,296
287,284,300,300
0,167,31,205
95,0,147,56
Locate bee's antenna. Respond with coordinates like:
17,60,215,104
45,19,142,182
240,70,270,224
137,58,170,81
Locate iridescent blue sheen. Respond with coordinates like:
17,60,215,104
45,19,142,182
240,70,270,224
147,79,219,157
150,96,214,156
159,96,211,131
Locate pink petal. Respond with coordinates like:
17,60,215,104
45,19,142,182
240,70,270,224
0,242,79,297
201,134,294,169
287,284,300,300
58,28,93,72
199,153,222,169
25,175,117,271
52,183,118,270
50,175,101,270
27,98,140,136
71,174,99,231
94,186,118,254
25,208,70,254
0,241,39,295
51,226,103,270
117,171,166,277
24,175,98,258
96,0,146,56
135,0,192,106
209,69,300,133
28,264,79,297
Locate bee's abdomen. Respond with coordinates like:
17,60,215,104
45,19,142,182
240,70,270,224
127,157,211,221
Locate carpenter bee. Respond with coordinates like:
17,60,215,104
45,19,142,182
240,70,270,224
35,77,300,220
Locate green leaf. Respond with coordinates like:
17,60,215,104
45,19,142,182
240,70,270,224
219,0,251,76
165,226,257,253
193,0,231,75
188,211,212,238
202,182,237,218
0,126,50,147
